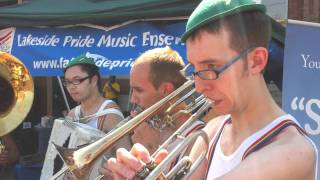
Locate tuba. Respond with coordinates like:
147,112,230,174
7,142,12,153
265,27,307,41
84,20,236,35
0,51,34,151
53,79,211,179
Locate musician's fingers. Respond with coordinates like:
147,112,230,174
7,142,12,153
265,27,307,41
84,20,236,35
154,149,169,164
116,148,144,172
112,172,124,180
130,143,151,163
107,158,136,179
98,167,113,179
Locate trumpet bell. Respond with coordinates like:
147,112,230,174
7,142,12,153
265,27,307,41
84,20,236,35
0,51,34,136
52,143,90,178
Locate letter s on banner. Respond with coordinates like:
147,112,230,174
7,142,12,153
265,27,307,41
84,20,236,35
305,99,320,135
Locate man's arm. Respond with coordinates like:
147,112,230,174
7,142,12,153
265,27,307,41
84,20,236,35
101,104,132,150
0,134,19,165
217,126,316,180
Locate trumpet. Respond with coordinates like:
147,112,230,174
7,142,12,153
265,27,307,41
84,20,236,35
93,97,211,180
146,99,212,180
50,105,144,179
53,79,206,179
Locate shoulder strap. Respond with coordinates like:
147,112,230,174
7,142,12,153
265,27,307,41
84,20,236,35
205,118,231,179
74,105,81,121
97,100,114,112
242,119,306,160
97,100,124,131
183,120,206,137
97,108,124,130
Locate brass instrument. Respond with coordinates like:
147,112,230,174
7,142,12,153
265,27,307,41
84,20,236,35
0,51,34,137
53,80,208,179
49,106,143,179
94,93,211,180
146,100,212,180
0,50,33,180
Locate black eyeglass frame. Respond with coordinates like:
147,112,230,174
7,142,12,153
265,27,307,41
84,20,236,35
182,47,255,80
63,75,92,87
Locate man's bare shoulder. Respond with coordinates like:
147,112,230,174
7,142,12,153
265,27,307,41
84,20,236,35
270,126,317,168
105,101,121,110
273,125,315,147
269,125,316,164
221,126,317,180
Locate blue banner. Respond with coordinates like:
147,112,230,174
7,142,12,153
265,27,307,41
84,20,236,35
6,22,187,76
0,21,283,79
282,20,320,173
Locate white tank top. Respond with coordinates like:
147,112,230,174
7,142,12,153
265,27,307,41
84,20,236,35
74,100,123,129
206,114,318,179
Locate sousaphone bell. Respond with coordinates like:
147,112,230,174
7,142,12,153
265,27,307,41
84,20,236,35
0,51,34,151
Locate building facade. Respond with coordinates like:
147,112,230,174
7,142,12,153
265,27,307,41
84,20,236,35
289,0,320,23
261,0,287,20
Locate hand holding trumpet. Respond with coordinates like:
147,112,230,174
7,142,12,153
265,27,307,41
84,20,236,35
101,143,168,180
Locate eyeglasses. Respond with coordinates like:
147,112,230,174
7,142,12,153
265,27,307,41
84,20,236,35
180,47,255,80
63,76,91,87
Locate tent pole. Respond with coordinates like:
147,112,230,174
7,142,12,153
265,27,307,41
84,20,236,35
57,76,70,112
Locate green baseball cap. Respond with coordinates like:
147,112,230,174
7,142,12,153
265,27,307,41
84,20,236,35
181,0,266,42
64,54,97,70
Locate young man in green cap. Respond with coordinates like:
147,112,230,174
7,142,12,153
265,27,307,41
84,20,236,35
63,54,126,136
62,54,131,179
103,0,317,179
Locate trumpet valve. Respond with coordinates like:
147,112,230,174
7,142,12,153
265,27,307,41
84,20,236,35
167,156,192,179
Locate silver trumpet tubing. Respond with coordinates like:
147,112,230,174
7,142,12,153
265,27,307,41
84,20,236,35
147,130,209,180
52,80,204,179
151,99,211,158
146,99,212,180
97,99,211,180
94,94,212,180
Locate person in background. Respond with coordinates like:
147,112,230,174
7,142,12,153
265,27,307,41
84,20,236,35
0,134,19,179
128,47,205,154
0,134,19,166
104,0,317,180
103,76,121,104
62,54,131,179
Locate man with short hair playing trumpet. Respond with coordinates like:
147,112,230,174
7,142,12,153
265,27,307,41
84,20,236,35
99,46,206,179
